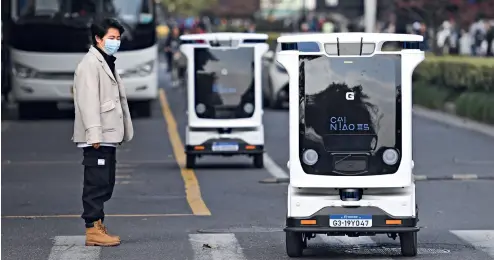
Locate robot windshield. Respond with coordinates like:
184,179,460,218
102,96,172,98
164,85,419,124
299,54,402,176
193,47,255,119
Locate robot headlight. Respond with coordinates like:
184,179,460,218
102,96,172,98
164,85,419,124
243,103,254,114
302,149,318,166
382,148,399,165
196,103,206,114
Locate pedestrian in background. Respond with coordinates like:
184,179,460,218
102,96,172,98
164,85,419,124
164,26,180,72
72,17,134,247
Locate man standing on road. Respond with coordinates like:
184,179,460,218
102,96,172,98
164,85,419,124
72,17,134,247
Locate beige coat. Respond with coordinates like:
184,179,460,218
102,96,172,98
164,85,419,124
72,46,133,144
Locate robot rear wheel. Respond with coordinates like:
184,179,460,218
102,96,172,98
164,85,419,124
399,231,418,256
186,154,196,169
253,154,263,168
285,232,307,257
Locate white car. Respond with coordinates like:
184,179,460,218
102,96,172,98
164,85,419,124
264,42,289,109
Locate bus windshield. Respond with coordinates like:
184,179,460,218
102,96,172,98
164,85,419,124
14,0,154,24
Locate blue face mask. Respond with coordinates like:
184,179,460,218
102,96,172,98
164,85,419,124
104,39,121,55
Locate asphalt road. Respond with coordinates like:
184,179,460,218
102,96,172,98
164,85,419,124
2,61,494,260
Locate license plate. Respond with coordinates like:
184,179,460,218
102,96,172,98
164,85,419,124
329,215,372,228
212,142,238,152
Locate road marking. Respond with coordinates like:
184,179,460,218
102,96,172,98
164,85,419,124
451,230,494,257
2,213,193,219
48,236,100,260
264,154,289,180
116,168,134,174
189,233,247,260
414,175,428,181
159,88,211,216
116,175,131,179
116,181,131,185
452,174,478,180
1,159,175,166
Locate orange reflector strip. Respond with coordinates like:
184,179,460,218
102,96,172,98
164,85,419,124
245,145,256,150
300,219,317,225
194,146,205,150
386,220,402,225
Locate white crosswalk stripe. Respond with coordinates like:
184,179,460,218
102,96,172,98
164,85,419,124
319,235,394,260
189,233,248,260
48,236,100,260
451,230,494,258
45,230,494,260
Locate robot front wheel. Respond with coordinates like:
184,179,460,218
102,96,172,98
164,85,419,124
285,231,418,258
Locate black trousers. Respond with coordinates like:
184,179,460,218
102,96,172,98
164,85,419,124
81,146,116,226
165,52,173,71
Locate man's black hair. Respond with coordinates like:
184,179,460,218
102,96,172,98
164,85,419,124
90,17,125,46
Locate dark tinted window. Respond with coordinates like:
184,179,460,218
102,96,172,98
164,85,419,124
299,54,402,175
11,0,155,52
194,47,255,119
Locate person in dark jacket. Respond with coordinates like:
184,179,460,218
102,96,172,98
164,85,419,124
164,26,180,72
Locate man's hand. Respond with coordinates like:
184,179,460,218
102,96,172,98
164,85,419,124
92,143,100,149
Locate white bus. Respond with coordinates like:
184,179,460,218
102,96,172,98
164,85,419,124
9,0,158,119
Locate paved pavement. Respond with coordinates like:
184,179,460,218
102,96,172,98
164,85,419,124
2,62,494,260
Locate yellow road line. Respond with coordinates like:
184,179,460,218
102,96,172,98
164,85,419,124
158,88,211,216
2,213,194,219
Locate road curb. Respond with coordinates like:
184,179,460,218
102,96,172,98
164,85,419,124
259,175,494,184
413,106,494,139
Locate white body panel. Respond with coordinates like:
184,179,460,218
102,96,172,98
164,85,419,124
277,33,424,189
10,45,158,102
186,126,264,146
287,185,416,218
180,33,269,129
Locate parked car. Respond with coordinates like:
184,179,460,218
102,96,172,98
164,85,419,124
263,42,289,109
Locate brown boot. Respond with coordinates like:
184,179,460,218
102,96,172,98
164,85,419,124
85,221,120,246
97,220,121,241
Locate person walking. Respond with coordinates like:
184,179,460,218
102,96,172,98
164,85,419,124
164,26,180,72
72,17,134,247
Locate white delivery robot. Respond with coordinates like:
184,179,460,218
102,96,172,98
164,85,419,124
180,33,269,168
278,33,424,257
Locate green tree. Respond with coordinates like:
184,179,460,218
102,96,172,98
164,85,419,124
161,0,217,16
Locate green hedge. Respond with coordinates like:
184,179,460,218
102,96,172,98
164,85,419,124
413,56,494,124
415,56,494,93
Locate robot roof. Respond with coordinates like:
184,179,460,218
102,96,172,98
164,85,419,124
277,33,423,44
180,32,268,41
